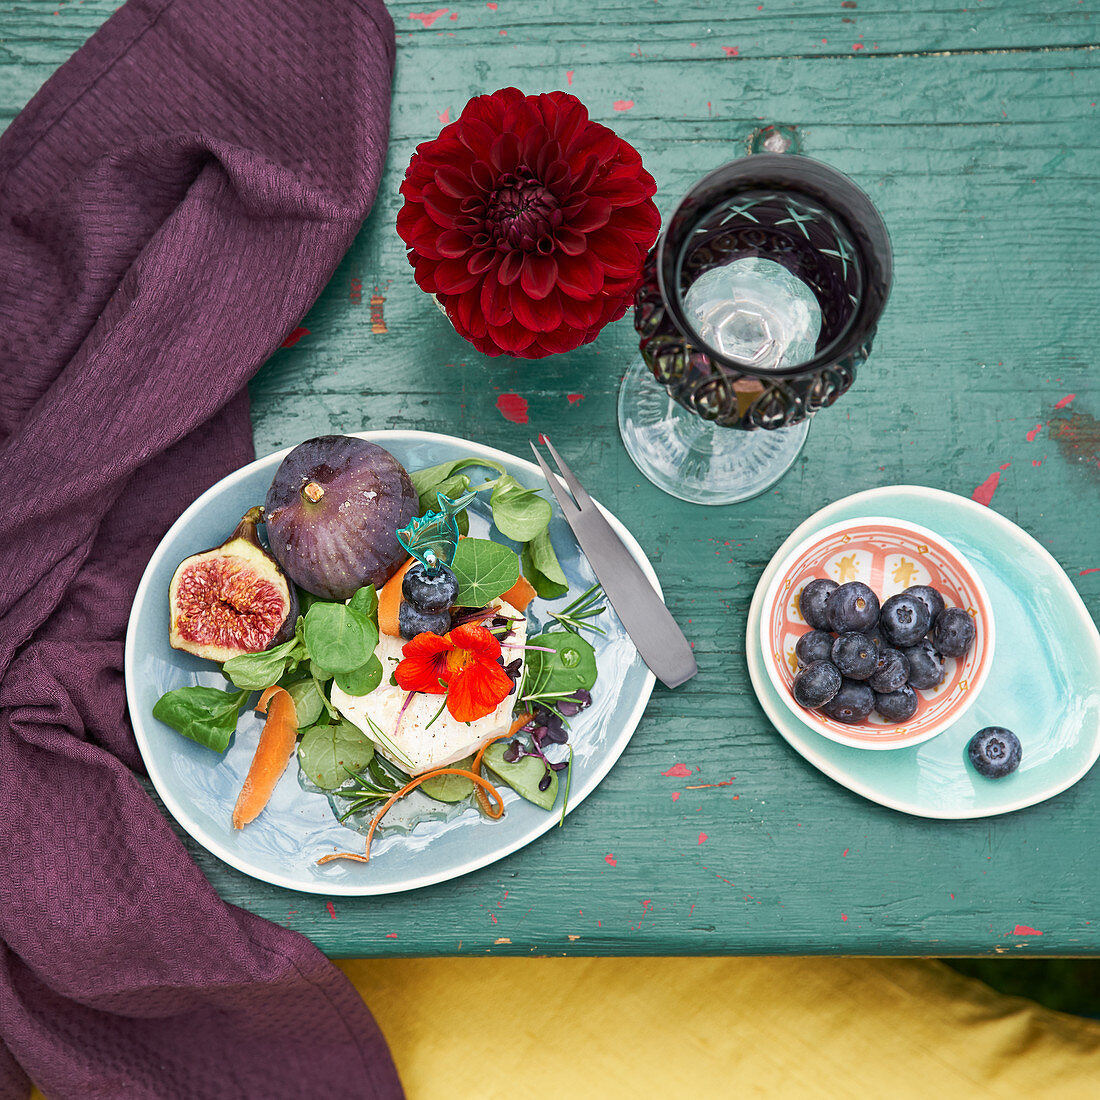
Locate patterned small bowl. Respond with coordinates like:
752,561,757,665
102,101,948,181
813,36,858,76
760,517,995,750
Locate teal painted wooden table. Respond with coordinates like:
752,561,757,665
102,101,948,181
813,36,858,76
6,0,1098,957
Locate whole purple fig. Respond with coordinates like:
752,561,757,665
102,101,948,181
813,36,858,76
264,436,418,600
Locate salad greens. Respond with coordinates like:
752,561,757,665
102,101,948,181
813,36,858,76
153,456,606,851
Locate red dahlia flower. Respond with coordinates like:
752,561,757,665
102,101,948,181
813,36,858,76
396,87,661,359
394,623,514,723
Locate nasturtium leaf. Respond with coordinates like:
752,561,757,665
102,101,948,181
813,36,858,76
152,686,250,753
302,602,378,675
297,720,376,790
450,538,520,607
481,741,558,810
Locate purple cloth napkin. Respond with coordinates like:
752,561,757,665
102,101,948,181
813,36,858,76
0,1,404,1095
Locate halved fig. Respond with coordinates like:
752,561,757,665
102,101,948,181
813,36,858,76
263,436,418,600
169,507,298,662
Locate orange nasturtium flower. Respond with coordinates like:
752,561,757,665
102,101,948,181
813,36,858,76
394,623,514,723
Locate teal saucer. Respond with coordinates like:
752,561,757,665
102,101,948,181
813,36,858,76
746,486,1100,818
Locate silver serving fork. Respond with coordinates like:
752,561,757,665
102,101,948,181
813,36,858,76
530,437,697,689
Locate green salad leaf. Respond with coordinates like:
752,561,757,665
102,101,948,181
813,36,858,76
450,538,520,607
334,654,384,697
490,475,553,542
481,741,558,810
301,601,378,675
222,636,303,691
521,529,569,599
521,630,598,703
297,719,376,790
152,685,251,753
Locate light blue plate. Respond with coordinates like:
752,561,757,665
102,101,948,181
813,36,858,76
746,485,1100,818
125,431,656,894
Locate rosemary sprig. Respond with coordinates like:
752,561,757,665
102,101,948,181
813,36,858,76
333,755,412,822
548,583,606,635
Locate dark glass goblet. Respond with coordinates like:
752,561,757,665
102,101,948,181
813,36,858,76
617,154,893,504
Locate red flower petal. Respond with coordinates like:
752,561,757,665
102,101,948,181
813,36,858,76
446,659,514,723
556,250,604,298
394,633,452,694
520,253,558,300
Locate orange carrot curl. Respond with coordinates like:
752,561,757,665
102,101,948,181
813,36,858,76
470,713,534,816
317,767,505,866
232,685,299,830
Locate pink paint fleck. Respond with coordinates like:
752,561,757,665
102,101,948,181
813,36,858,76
841,913,848,921
661,762,693,777
449,10,458,18
698,832,708,844
852,42,864,50
566,70,574,85
326,901,336,919
567,393,585,404
671,791,680,802
842,848,849,857
1026,423,1043,442
385,932,397,938
613,99,635,111
1012,924,1044,936
499,28,507,35
971,469,1004,507
437,107,450,125
999,461,1011,470
605,853,617,866
1081,567,1100,576
722,46,740,57
281,326,310,347
408,8,449,28
496,393,529,423
486,1,497,7
1054,393,1075,409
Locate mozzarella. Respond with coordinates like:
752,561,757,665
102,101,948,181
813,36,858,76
331,598,527,775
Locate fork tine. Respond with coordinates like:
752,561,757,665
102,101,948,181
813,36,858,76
529,440,580,517
540,436,594,510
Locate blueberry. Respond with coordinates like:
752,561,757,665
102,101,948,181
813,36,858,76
879,592,933,648
869,647,910,693
795,630,835,666
402,562,459,613
902,640,946,689
792,660,842,708
906,584,945,623
398,600,451,640
800,578,838,630
826,582,880,634
931,607,976,658
831,632,877,680
967,726,1021,778
820,679,875,723
874,684,918,722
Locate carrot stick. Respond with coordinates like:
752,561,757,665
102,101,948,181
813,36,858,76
317,767,504,865
377,558,415,637
470,712,534,816
231,685,299,829
501,574,537,612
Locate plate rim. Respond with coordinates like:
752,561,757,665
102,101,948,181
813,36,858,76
125,429,657,894
746,484,1100,819
758,513,996,750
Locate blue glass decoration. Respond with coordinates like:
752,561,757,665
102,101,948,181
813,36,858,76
397,491,476,574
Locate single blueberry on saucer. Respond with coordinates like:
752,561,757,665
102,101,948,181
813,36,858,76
869,647,910,693
905,584,945,622
820,679,875,723
826,581,880,634
795,630,835,667
874,684,918,722
931,607,976,658
879,592,933,648
901,640,945,689
967,727,1021,778
793,660,842,708
831,632,877,680
800,578,838,631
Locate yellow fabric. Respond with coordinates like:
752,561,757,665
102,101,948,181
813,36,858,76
28,958,1100,1097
